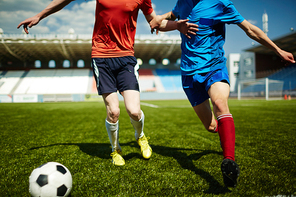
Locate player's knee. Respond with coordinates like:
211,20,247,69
107,108,120,123
128,109,141,121
212,98,228,113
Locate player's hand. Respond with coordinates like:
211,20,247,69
278,50,295,66
149,15,163,35
17,16,41,34
177,19,199,39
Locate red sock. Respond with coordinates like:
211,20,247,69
217,114,235,161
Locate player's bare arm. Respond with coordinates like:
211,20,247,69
148,11,198,39
144,10,161,34
149,11,177,32
159,19,199,39
17,0,74,34
238,20,295,66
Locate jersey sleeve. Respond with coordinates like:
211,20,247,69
141,0,153,15
172,0,181,20
221,1,245,24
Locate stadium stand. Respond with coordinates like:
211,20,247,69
13,69,91,95
2,66,293,101
240,63,296,99
0,68,183,97
269,64,296,91
155,69,183,92
1,32,295,102
138,69,157,92
0,70,25,94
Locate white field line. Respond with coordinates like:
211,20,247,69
140,102,159,108
140,102,191,108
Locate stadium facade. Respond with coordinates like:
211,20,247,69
1,30,296,102
0,32,182,70
226,31,296,98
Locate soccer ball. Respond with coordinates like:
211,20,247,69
29,162,72,197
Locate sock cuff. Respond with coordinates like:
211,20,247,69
139,110,144,121
217,114,233,121
105,119,118,126
130,110,144,123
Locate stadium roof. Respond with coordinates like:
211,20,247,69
1,31,295,69
245,31,296,56
0,33,182,67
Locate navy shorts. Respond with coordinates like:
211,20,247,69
92,56,139,95
182,66,230,107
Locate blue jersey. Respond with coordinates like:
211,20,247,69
172,0,244,75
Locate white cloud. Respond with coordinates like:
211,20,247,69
49,2,96,34
247,19,257,25
0,0,95,34
0,0,169,35
0,0,50,12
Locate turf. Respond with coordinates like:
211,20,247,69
0,99,296,196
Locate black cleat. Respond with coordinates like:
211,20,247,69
221,159,240,188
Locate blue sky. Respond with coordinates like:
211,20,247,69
0,0,295,57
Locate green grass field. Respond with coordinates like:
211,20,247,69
1,99,296,196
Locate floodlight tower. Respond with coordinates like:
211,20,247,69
0,28,3,38
262,12,268,36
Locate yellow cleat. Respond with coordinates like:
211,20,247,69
137,135,152,159
110,150,125,166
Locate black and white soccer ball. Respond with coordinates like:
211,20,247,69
29,162,72,197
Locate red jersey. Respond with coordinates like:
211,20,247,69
91,0,153,58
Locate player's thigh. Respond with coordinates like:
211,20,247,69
208,82,230,115
121,90,141,120
102,92,120,122
208,82,230,100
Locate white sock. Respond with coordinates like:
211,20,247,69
105,119,120,152
130,110,144,140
